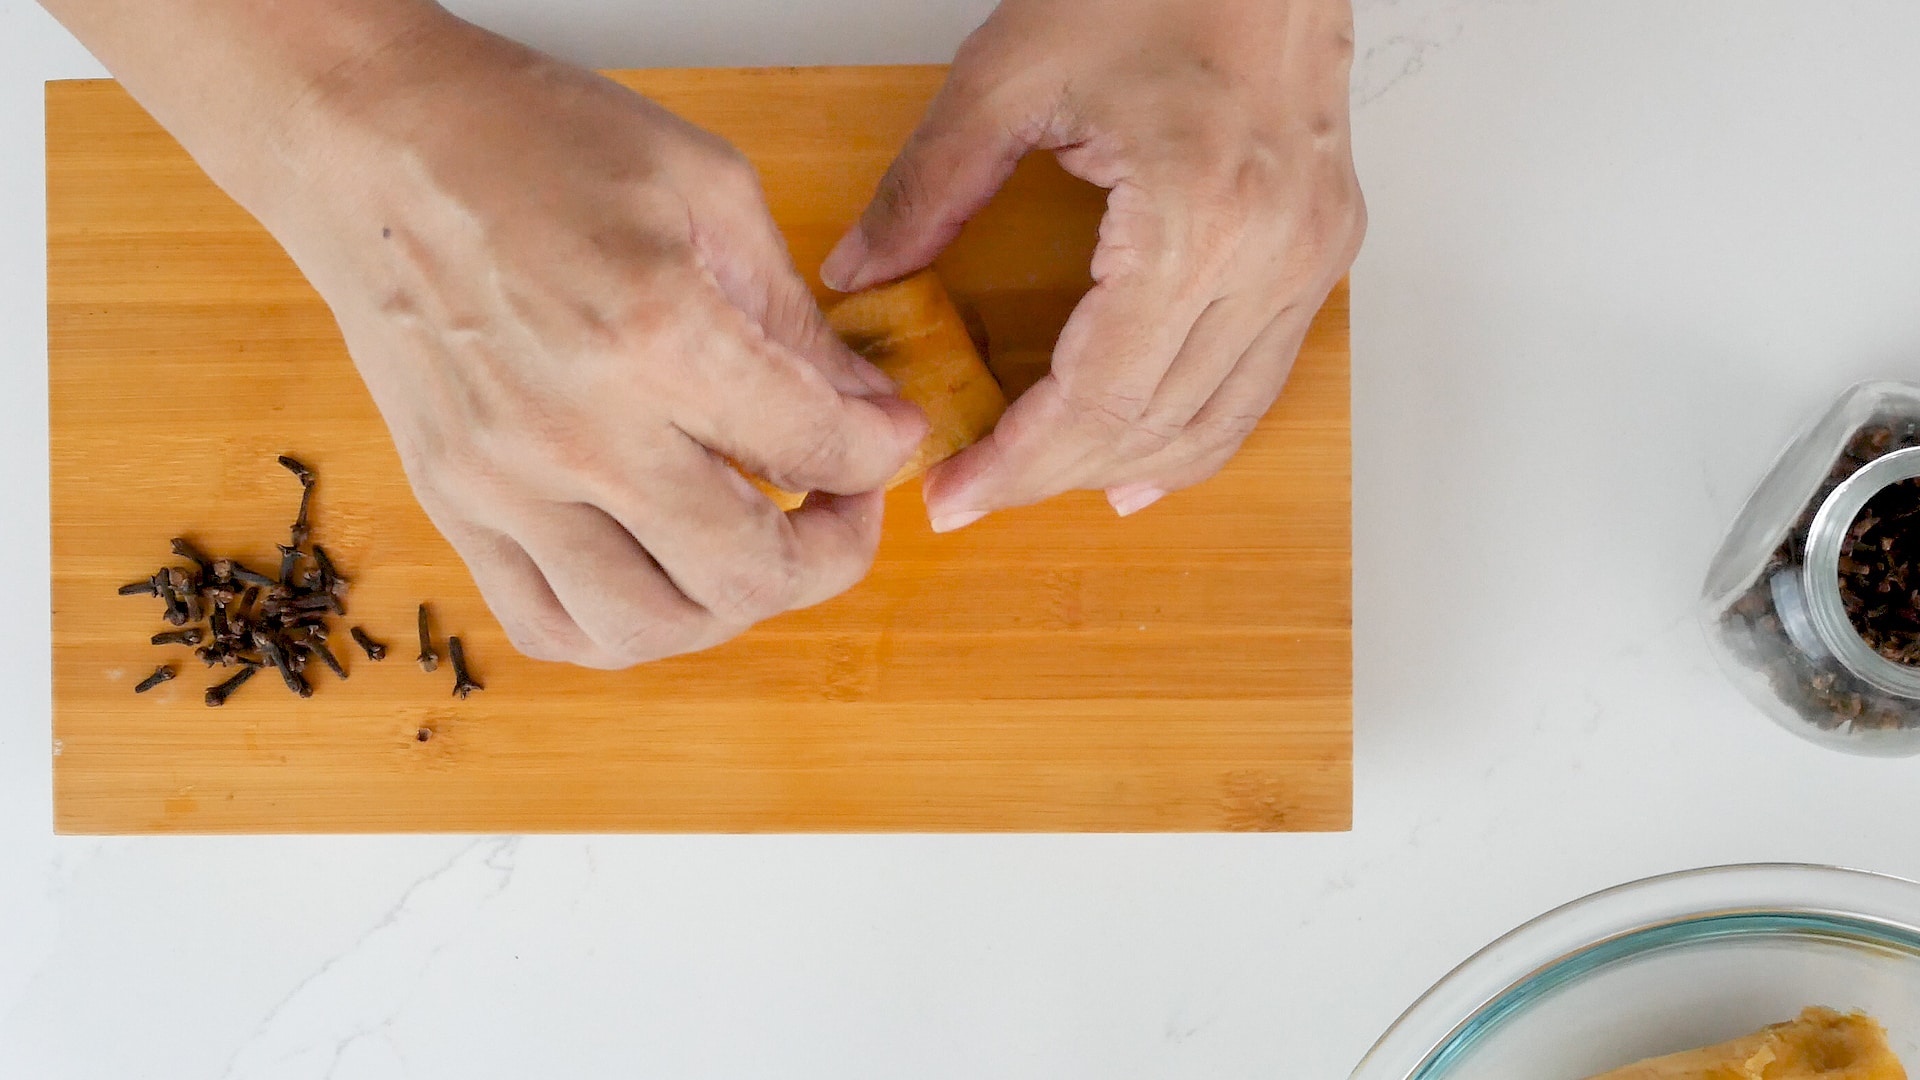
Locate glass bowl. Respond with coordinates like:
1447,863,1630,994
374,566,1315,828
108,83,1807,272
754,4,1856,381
1351,864,1920,1079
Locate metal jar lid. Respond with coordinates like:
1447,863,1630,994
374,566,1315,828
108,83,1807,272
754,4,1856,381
1801,444,1920,697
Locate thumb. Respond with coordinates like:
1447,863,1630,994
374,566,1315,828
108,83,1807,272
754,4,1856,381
821,78,1037,293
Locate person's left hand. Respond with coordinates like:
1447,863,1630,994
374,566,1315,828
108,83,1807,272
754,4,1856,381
821,0,1365,530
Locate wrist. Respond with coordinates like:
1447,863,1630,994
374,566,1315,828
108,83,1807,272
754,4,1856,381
225,3,467,220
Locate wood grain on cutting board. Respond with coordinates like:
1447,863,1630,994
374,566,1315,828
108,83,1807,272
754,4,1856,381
47,68,1350,834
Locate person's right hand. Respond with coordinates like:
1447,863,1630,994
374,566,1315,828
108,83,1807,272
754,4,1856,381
256,15,927,667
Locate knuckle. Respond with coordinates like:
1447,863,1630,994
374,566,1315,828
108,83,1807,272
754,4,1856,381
766,412,857,489
679,122,757,181
1193,409,1266,452
706,545,801,623
871,150,934,227
1338,180,1369,260
1330,25,1357,64
536,431,621,489
466,396,602,489
710,139,756,177
836,535,882,588
708,145,765,202
949,26,999,77
398,447,453,504
601,617,692,669
1060,386,1180,456
1298,187,1367,267
1062,384,1150,429
501,616,574,664
761,282,833,357
945,24,1024,99
1154,431,1252,495
414,439,509,506
1113,416,1184,459
491,394,572,455
1274,169,1365,280
1163,135,1367,287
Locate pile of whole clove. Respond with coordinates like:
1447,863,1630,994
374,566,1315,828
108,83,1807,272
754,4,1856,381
1719,420,1920,733
120,456,480,707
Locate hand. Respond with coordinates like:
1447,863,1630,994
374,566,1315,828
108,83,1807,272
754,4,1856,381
262,18,926,665
822,0,1364,529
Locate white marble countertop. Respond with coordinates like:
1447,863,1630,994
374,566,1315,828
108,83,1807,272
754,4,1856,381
6,2,1920,1077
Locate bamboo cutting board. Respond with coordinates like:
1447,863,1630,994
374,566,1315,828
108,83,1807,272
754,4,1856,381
48,68,1350,834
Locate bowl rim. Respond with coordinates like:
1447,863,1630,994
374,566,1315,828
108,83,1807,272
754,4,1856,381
1348,862,1920,1080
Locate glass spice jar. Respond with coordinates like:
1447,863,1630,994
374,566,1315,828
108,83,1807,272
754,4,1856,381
1702,381,1920,756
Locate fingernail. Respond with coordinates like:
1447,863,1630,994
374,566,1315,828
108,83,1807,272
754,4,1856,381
1106,485,1166,517
820,230,869,292
930,510,987,534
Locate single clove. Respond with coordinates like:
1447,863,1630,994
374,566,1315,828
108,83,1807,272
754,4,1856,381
170,537,214,576
349,626,387,661
307,639,347,680
280,455,316,548
228,563,275,589
277,455,315,486
311,545,347,614
133,664,176,694
118,569,169,597
416,603,439,673
151,628,203,647
449,635,481,699
204,665,258,707
311,545,345,588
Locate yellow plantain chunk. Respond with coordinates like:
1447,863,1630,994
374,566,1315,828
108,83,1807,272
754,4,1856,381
752,270,1008,510
1585,1007,1907,1080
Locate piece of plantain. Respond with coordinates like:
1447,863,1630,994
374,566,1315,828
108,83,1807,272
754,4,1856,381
750,270,1008,511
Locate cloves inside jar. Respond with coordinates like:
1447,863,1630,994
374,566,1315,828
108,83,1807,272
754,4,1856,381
1703,383,1920,756
1837,477,1920,664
